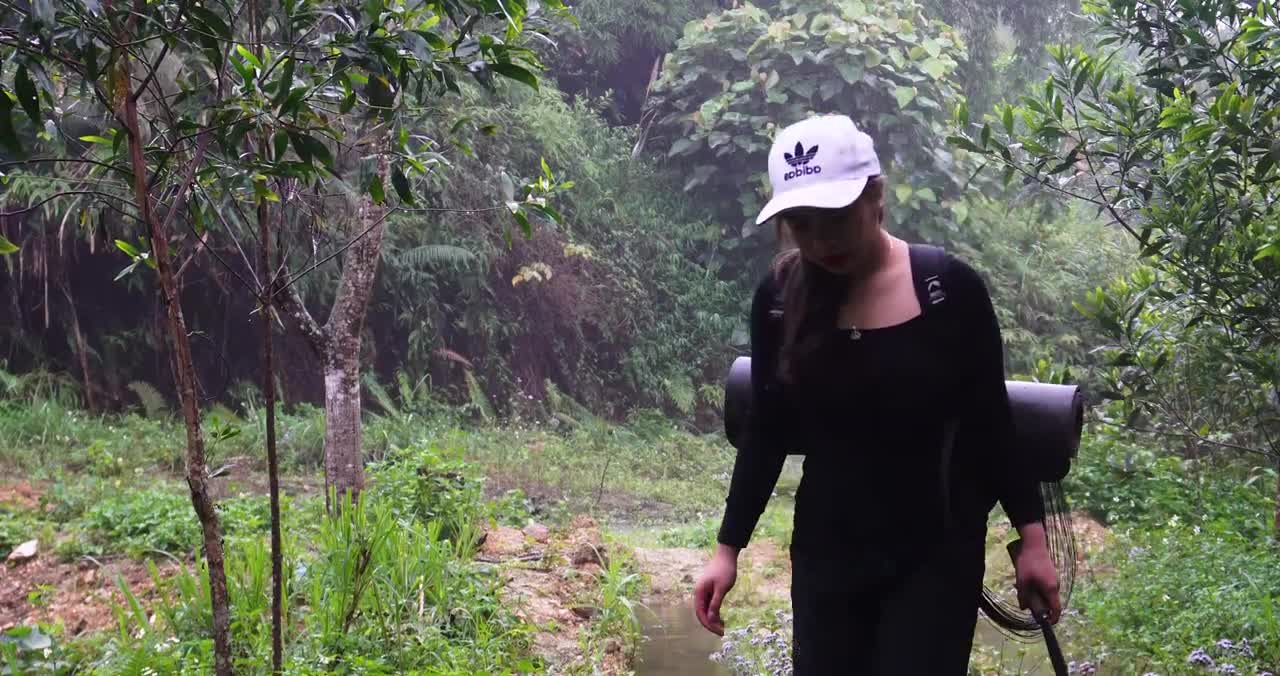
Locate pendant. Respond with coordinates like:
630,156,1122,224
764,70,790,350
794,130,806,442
850,328,862,341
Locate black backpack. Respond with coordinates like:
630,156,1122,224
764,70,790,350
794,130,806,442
907,243,1080,644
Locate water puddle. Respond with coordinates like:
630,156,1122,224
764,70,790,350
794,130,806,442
635,601,731,675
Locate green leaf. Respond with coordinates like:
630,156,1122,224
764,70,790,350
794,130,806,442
14,66,39,126
0,90,23,156
491,62,538,90
288,132,312,164
191,7,231,39
668,137,695,157
79,135,112,144
272,130,289,160
272,58,296,107
113,261,139,282
391,166,414,205
945,134,981,153
532,203,562,223
235,45,263,71
369,173,385,205
894,86,916,108
0,234,18,255
300,135,334,172
513,208,531,237
915,187,937,201
1183,123,1217,143
1002,105,1014,135
920,57,946,79
895,184,912,203
115,239,140,258
950,201,969,223
836,60,864,85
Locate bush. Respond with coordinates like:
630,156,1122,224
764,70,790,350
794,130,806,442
1067,432,1275,538
366,442,488,550
1074,524,1280,672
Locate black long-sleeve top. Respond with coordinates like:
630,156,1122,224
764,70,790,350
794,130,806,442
717,247,1045,557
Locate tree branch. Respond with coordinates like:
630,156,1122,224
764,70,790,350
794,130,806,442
0,157,131,178
1,190,134,217
275,277,327,357
272,205,398,295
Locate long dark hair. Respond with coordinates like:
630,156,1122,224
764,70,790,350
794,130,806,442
770,176,885,384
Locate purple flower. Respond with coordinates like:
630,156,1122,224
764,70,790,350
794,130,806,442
1216,665,1237,675
1216,639,1235,652
1187,648,1215,668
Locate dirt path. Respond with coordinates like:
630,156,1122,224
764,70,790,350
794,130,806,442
1,480,184,637
633,540,791,609
479,514,632,674
0,549,182,637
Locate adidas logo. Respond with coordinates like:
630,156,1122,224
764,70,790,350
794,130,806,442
783,141,821,181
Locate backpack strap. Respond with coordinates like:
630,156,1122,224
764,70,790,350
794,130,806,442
908,243,960,534
909,242,951,314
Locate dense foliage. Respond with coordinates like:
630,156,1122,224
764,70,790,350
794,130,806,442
1,0,1278,673
951,0,1280,504
650,0,972,265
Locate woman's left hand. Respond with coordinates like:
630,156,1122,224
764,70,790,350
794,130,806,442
1014,528,1062,625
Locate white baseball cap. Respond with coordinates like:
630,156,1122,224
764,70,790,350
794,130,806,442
754,114,882,225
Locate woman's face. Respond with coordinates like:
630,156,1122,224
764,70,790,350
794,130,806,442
780,198,882,275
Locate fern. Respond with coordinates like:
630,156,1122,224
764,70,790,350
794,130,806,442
697,383,723,413
544,379,597,426
391,244,477,268
463,370,495,424
663,376,696,416
0,366,20,398
361,373,400,419
127,381,169,419
204,403,241,425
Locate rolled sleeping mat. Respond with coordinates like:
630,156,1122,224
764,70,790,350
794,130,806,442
722,356,1086,483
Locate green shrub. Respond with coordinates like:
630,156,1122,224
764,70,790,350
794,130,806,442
366,442,488,550
1067,432,1275,538
1075,524,1280,672
78,489,200,557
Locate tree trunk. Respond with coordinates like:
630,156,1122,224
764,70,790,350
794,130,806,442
111,10,233,671
279,150,389,512
323,343,365,509
259,199,284,673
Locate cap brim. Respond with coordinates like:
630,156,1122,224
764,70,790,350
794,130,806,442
754,177,870,225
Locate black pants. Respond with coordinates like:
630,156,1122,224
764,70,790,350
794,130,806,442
790,534,986,675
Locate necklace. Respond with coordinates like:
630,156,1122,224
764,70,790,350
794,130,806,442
849,235,897,341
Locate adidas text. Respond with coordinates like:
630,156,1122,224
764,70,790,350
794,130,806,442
784,165,822,181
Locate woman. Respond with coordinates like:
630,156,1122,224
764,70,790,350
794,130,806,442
693,114,1061,674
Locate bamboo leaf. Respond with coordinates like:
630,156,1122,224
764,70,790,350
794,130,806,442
0,234,18,255
0,90,23,156
115,239,140,258
14,66,40,126
391,166,414,205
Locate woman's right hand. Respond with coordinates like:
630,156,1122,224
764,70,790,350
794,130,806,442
693,544,739,636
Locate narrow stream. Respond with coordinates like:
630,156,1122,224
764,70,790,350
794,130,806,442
635,601,732,675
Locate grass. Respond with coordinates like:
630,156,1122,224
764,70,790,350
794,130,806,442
3,387,1279,675
0,387,731,674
